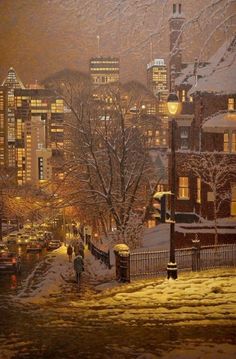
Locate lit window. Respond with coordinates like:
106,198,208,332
232,131,236,152
197,177,201,203
182,89,186,102
224,132,229,152
231,184,236,216
228,98,234,111
178,177,189,199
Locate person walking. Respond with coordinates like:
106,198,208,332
78,241,85,258
73,241,80,256
73,254,84,285
67,244,73,262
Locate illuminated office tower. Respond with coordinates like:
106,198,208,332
147,59,168,100
1,67,25,168
14,89,64,185
0,87,7,167
147,59,169,147
90,57,120,86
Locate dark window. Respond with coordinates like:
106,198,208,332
180,127,189,149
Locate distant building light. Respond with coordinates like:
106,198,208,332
147,59,165,70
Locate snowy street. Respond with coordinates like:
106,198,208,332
0,244,235,358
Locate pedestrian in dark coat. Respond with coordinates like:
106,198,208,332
67,244,73,262
73,242,80,256
73,254,84,284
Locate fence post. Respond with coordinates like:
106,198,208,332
192,235,201,272
114,244,130,282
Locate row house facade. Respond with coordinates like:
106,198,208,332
171,36,236,220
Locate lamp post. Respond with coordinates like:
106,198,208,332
167,93,181,280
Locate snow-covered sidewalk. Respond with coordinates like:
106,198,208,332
14,243,236,328
15,244,115,304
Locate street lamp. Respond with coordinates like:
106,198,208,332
167,93,181,280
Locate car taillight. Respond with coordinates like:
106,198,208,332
12,258,16,264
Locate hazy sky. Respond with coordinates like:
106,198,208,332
0,0,234,85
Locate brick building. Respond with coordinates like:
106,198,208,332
171,36,236,220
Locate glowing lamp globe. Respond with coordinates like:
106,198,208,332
167,93,182,116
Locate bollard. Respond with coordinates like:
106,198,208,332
167,262,178,279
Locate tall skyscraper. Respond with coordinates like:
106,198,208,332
168,2,185,91
0,86,7,167
147,59,168,102
1,67,25,168
14,88,64,186
90,57,120,86
146,59,169,147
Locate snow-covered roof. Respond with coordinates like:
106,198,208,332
202,111,236,131
191,37,236,95
175,61,209,87
176,36,236,95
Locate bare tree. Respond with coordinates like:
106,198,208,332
186,152,236,244
43,72,164,246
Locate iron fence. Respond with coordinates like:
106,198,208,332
129,243,236,280
200,244,236,270
130,250,168,279
87,236,111,269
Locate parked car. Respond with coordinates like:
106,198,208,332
37,230,45,238
47,240,61,251
0,252,21,273
6,233,18,244
0,243,9,254
17,234,30,245
36,235,47,248
26,240,43,253
29,234,38,241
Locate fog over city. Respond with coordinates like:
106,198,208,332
0,0,234,84
0,1,236,358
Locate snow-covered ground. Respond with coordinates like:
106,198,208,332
15,243,236,329
15,244,115,304
10,240,236,358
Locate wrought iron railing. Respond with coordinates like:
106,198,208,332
128,243,236,280
87,236,111,269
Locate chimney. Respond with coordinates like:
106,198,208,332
179,3,182,14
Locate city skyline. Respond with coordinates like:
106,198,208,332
0,2,236,358
0,0,232,85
